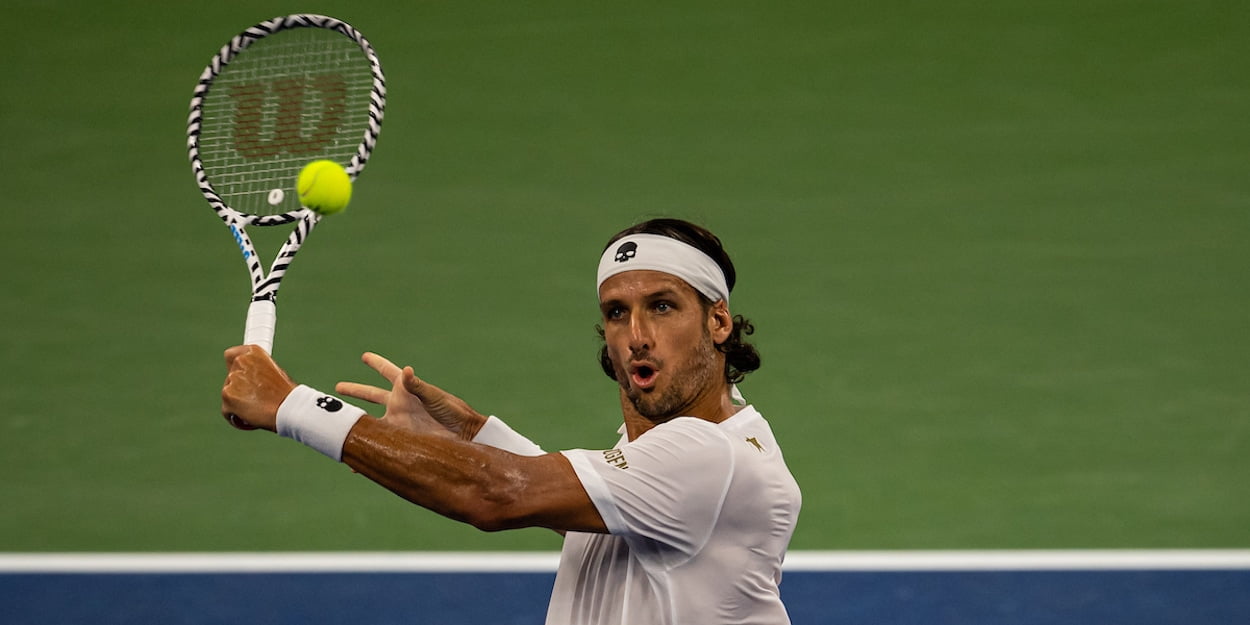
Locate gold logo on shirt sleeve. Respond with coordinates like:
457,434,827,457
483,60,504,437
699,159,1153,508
602,448,629,469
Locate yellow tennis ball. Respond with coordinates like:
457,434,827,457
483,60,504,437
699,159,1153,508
297,160,352,215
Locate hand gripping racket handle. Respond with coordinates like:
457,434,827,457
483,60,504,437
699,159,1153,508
228,299,277,430
244,299,277,354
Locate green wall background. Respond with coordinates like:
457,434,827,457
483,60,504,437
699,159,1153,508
2,0,1246,551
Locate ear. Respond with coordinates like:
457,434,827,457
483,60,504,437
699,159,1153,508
707,300,733,345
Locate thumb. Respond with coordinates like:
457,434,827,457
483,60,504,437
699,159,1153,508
400,369,486,440
402,368,455,412
401,366,429,399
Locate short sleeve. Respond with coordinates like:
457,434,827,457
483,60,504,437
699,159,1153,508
472,416,545,456
561,417,735,560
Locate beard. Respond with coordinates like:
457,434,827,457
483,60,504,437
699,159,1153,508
621,330,720,421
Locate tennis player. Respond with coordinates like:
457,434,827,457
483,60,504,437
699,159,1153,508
221,218,802,624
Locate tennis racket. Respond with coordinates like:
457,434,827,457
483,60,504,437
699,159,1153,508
187,14,385,427
187,15,385,350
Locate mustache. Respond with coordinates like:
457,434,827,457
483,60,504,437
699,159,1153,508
613,350,661,381
625,349,663,368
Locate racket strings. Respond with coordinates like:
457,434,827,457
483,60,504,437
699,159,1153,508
198,27,375,218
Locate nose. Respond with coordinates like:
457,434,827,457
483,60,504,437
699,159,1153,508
628,313,652,354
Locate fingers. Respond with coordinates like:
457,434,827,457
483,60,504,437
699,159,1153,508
336,381,389,405
220,344,290,432
220,374,260,430
226,413,260,431
337,352,406,405
360,351,401,381
222,348,259,430
393,365,410,387
223,343,255,366
224,344,289,384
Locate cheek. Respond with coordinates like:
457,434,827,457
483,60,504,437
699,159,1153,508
602,329,631,368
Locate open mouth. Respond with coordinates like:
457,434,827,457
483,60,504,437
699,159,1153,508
630,363,658,389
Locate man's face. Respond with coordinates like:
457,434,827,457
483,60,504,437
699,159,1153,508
598,270,728,421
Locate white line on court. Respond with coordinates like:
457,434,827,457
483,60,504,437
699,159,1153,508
0,552,560,573
2,551,1250,573
782,550,1250,571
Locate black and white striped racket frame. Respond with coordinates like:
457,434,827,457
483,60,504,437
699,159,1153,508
186,14,386,354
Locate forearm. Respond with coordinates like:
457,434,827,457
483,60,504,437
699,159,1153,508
340,417,591,532
254,361,604,533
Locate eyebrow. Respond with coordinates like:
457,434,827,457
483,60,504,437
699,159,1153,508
599,287,686,309
643,288,682,300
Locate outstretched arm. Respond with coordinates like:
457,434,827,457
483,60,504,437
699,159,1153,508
221,345,606,534
342,416,602,532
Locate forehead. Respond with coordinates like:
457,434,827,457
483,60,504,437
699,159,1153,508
597,270,699,303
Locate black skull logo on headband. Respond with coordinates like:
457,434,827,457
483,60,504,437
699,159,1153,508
614,242,638,263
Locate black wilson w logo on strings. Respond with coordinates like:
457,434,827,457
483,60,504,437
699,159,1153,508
228,73,348,158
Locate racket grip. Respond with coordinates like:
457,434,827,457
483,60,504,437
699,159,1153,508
244,299,277,354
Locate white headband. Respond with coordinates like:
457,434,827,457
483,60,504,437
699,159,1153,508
596,234,730,304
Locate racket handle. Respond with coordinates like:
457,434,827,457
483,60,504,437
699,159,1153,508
244,299,277,354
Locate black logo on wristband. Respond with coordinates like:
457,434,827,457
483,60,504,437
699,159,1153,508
315,396,344,412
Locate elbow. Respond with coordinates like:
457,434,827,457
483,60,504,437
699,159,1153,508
465,513,512,533
457,478,532,533
460,500,524,533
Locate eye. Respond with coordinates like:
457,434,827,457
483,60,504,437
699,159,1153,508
604,305,626,320
653,301,673,313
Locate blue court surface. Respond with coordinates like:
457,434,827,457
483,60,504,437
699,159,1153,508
3,551,1248,624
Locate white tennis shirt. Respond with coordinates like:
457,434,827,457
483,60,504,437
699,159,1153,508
474,406,801,624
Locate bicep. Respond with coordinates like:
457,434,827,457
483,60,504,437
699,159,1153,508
506,452,607,534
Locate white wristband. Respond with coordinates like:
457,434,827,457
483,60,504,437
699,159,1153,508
276,385,366,461
472,416,546,456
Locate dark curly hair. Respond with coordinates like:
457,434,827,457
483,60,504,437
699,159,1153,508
596,218,761,384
